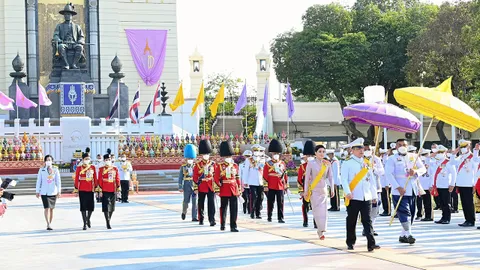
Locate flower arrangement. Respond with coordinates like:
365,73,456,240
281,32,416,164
286,160,297,176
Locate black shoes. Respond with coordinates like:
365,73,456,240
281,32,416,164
267,218,272,222
399,235,416,244
415,216,422,221
363,231,379,236
210,222,216,227
435,220,450,224
192,218,199,222
347,245,354,250
231,228,239,232
255,216,262,219
379,212,390,217
421,218,433,221
278,219,285,224
458,221,475,227
83,225,87,230
368,245,381,252
303,222,308,227
181,213,186,220
199,221,204,225
220,226,225,231
47,227,53,231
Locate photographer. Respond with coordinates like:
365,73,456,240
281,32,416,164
36,155,62,230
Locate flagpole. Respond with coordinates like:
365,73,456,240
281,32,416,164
203,103,206,136
222,102,225,135
245,79,247,136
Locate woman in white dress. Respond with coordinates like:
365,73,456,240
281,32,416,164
36,155,62,230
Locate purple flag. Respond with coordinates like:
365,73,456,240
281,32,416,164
234,83,247,114
262,82,269,117
125,29,168,86
0,91,14,111
286,83,295,118
16,83,37,109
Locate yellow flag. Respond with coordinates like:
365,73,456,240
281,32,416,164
209,83,225,117
435,77,453,94
169,83,185,111
190,82,205,116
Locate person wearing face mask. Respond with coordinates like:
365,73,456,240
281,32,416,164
97,153,120,229
417,149,433,222
117,153,133,203
326,149,341,212
36,155,62,230
379,148,391,217
385,139,426,245
449,140,479,227
362,144,384,237
244,144,266,219
193,139,217,226
428,145,457,225
94,154,104,203
263,139,288,223
297,141,317,227
304,145,334,240
74,148,97,230
214,141,241,232
178,144,198,222
239,150,252,215
341,138,380,252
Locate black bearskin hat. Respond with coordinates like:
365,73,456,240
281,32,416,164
303,140,316,156
198,139,212,155
82,147,91,159
219,141,234,157
268,139,283,154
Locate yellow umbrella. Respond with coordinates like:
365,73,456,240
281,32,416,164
394,77,480,132
389,77,480,225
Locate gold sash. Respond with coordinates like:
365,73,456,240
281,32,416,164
304,163,327,203
345,159,370,207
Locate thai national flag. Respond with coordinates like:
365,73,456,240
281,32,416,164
106,82,119,120
142,101,152,119
129,85,140,124
152,83,161,113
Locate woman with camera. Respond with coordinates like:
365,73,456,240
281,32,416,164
36,155,62,230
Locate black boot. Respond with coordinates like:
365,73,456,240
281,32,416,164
81,211,87,230
104,212,111,229
87,211,93,228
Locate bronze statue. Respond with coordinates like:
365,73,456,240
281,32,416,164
52,3,85,69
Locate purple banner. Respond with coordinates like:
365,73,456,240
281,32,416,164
125,29,168,86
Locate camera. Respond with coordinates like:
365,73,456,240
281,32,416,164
0,177,16,201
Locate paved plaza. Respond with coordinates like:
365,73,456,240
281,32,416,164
1,193,479,270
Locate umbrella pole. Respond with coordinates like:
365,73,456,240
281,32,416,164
374,126,382,156
389,117,435,226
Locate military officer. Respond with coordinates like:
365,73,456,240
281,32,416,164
341,138,380,252
417,149,433,221
363,144,384,236
385,139,426,244
214,141,242,232
239,150,252,215
379,148,391,216
263,139,288,223
298,141,316,227
178,144,198,222
244,144,266,219
429,145,457,225
327,149,341,212
193,140,217,226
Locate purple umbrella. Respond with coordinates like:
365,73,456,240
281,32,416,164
343,102,421,133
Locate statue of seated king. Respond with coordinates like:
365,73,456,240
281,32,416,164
51,3,86,70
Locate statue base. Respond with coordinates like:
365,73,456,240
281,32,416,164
48,69,95,119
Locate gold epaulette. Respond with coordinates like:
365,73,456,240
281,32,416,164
116,187,121,192
95,186,102,193
72,188,78,194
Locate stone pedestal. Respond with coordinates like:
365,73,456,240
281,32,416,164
156,115,173,135
60,117,91,162
48,70,95,119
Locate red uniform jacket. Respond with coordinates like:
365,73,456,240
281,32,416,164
214,162,241,197
98,166,121,193
193,159,216,193
75,164,97,192
263,160,288,191
297,163,307,193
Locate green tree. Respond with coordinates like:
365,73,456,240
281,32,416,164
302,3,352,37
405,1,480,146
200,73,257,135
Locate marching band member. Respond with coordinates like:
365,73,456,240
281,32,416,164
74,148,97,230
327,149,341,212
379,148,391,216
429,145,457,225
385,139,426,244
215,141,242,232
298,141,316,227
418,149,433,221
304,144,334,240
117,153,133,203
341,138,380,252
450,140,478,227
178,144,198,222
245,144,266,219
36,155,61,230
97,153,120,229
264,139,288,223
240,150,252,215
193,139,217,226
363,144,384,236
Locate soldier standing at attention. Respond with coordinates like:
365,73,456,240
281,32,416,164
264,139,288,223
193,140,217,226
179,144,198,222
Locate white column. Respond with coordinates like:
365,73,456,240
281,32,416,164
26,0,37,94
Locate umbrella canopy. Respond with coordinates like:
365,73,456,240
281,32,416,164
343,102,421,133
394,78,480,132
